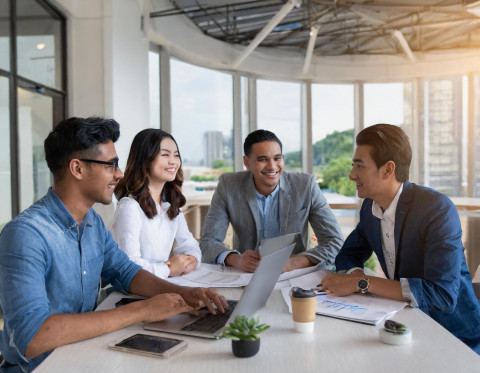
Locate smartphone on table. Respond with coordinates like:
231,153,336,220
108,333,187,358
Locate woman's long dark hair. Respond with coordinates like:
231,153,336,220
115,129,186,220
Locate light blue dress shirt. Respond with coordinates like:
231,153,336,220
0,188,141,371
255,185,280,241
216,185,281,264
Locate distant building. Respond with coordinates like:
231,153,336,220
204,131,224,168
419,78,463,196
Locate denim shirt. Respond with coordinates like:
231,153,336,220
0,188,141,371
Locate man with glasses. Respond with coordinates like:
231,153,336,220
0,117,228,372
321,123,480,354
200,129,344,273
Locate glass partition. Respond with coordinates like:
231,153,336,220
0,76,11,230
18,87,52,210
170,58,233,189
148,51,160,128
420,78,464,196
474,75,480,198
257,79,302,171
16,0,63,90
0,0,9,71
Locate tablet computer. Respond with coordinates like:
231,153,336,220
108,333,187,358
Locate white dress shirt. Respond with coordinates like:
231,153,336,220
371,183,417,306
111,197,201,279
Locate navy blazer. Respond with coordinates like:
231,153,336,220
336,182,480,353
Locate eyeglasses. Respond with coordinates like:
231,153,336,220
78,158,120,172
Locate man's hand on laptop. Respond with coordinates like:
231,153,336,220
225,250,260,272
177,287,229,315
140,293,196,322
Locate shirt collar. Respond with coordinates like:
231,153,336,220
43,188,94,232
255,183,280,200
372,183,404,220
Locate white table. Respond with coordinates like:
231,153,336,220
35,285,480,373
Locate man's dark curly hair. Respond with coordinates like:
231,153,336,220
44,116,120,179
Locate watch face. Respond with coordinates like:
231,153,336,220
358,278,368,291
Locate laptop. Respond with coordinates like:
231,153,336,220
257,232,301,257
143,241,295,339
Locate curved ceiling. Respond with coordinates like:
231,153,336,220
151,0,480,58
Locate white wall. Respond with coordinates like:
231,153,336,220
52,0,151,225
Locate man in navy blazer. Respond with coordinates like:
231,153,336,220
322,124,480,354
200,130,344,273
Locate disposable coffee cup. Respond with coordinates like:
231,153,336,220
290,287,317,333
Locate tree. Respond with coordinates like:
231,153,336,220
322,156,356,196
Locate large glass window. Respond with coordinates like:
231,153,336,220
170,58,233,188
475,75,480,197
148,51,160,128
257,79,302,171
0,0,9,71
18,87,52,211
364,83,406,126
0,76,10,230
312,84,355,195
16,0,63,90
420,78,464,196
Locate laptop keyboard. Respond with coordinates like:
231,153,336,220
180,300,238,334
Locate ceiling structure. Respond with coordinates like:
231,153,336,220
150,0,480,64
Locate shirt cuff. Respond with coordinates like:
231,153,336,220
343,267,364,275
400,278,418,307
216,250,240,265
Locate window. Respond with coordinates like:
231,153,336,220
0,0,9,71
0,76,10,230
257,79,301,171
18,87,52,210
1,0,66,218
420,78,464,196
16,0,64,90
474,75,480,197
148,51,160,128
170,58,233,188
312,84,355,195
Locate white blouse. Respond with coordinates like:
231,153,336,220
111,197,201,279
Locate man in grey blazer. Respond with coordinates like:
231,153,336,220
200,130,344,272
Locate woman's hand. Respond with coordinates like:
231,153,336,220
166,254,198,276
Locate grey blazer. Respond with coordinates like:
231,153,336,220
200,170,344,264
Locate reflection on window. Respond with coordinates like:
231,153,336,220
18,88,52,210
16,0,63,90
170,58,233,190
421,78,464,197
0,0,9,71
257,79,301,171
0,76,11,230
148,51,160,128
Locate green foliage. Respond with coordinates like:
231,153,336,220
313,129,354,167
212,159,226,169
190,174,218,182
364,252,379,272
221,316,270,341
322,156,356,196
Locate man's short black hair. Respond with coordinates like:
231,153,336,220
44,117,120,178
243,129,283,156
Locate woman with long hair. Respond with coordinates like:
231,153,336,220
112,129,200,279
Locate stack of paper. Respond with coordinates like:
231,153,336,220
282,270,407,325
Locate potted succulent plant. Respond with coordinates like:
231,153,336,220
221,315,270,358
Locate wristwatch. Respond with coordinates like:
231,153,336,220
357,278,369,294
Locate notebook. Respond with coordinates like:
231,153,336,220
144,241,295,339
